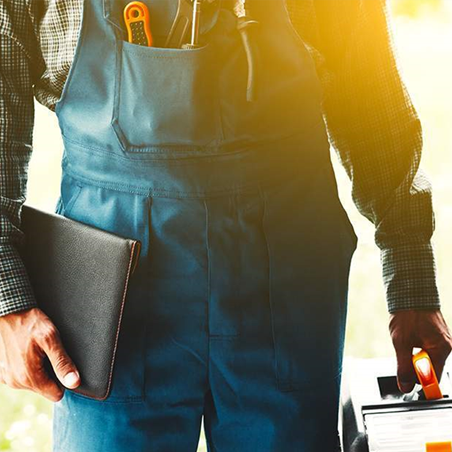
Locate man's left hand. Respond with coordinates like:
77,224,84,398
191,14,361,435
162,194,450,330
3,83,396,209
389,309,452,393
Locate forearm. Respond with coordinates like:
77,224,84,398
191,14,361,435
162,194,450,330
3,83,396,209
0,32,38,315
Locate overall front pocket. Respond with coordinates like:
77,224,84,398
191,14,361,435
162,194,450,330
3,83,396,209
113,41,222,152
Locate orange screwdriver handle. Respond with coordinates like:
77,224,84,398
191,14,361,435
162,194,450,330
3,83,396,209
412,350,443,400
124,2,153,47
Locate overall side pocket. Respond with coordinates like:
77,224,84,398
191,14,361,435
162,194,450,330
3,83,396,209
323,164,359,252
55,174,83,218
261,165,355,392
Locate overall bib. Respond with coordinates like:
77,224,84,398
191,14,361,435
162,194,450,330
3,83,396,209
51,0,358,450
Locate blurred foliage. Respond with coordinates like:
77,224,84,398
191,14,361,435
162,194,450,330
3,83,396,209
0,387,52,451
391,0,444,17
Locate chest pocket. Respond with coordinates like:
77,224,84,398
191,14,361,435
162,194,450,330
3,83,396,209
115,41,223,151
103,0,324,154
103,0,224,153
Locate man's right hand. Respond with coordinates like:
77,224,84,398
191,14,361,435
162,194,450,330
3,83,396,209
0,307,81,402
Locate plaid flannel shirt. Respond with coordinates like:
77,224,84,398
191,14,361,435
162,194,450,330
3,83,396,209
0,0,440,316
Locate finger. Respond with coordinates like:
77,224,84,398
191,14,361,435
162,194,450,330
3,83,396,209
427,348,449,383
31,368,65,402
36,327,81,389
395,345,416,393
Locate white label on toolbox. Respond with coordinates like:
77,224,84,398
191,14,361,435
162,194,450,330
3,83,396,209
365,409,452,452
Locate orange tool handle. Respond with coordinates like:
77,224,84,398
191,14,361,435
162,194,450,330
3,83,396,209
412,349,443,400
123,2,153,47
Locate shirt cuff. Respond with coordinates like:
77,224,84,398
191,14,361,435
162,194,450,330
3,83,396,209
380,242,440,314
0,244,37,317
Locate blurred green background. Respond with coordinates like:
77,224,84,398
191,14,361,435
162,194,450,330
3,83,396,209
1,0,452,450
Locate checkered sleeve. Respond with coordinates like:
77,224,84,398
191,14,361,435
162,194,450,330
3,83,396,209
288,0,440,313
319,0,439,313
0,2,44,316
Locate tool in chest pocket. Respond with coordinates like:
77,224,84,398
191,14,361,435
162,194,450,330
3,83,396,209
181,0,203,49
122,0,260,101
234,0,260,102
165,0,219,49
165,0,198,48
123,1,154,46
123,0,219,48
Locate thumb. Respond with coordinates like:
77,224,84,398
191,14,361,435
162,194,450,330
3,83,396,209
395,345,416,393
38,329,81,389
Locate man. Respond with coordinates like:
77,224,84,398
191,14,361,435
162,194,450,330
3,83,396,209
0,0,450,450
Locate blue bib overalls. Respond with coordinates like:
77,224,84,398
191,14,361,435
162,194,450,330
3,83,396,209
51,0,358,450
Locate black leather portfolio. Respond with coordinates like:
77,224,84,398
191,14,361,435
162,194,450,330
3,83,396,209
19,205,141,400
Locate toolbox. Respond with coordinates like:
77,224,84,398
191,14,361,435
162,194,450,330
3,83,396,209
340,357,452,452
